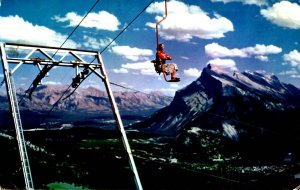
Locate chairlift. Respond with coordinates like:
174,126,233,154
151,0,180,83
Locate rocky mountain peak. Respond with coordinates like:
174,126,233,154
133,65,300,137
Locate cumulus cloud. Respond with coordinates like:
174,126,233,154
207,58,237,71
255,55,269,62
180,56,189,60
245,44,282,56
119,61,157,76
211,0,268,6
112,68,129,74
146,0,233,42
283,50,300,69
205,43,282,61
83,35,116,49
279,68,300,78
205,43,247,58
279,69,298,76
111,46,153,61
261,1,300,29
183,68,202,77
43,81,62,85
144,87,178,95
53,11,120,31
0,15,78,48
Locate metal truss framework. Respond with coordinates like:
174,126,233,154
0,43,142,190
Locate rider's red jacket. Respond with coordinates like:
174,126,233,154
156,50,172,64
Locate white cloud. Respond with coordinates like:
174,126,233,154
211,0,268,6
0,15,78,48
205,43,247,58
43,81,62,85
83,35,116,49
261,1,300,29
120,61,157,76
180,56,189,60
53,11,120,31
112,68,128,74
255,55,268,62
19,77,27,80
279,69,298,76
170,83,180,88
144,87,178,95
283,50,300,69
81,79,99,89
111,46,153,61
205,43,282,61
244,44,282,56
207,58,237,71
183,68,202,77
279,68,300,78
146,0,233,42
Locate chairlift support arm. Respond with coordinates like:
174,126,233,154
156,0,168,48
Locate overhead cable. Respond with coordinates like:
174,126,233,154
52,0,101,58
100,0,154,54
20,0,101,105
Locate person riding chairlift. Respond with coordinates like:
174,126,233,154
154,43,180,81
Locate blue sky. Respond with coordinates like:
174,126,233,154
0,0,300,95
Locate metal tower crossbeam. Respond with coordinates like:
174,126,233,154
0,43,143,190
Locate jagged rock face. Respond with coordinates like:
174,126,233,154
133,65,300,139
0,85,172,114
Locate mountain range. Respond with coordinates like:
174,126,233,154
0,85,173,115
131,64,300,161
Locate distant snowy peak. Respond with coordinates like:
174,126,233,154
204,64,279,91
1,85,173,114
133,64,300,136
199,64,300,105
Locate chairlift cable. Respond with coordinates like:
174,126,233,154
43,83,73,118
18,83,33,105
25,0,100,102
100,0,155,54
0,79,5,87
21,0,152,105
19,0,100,105
61,0,156,100
156,0,168,48
62,71,93,100
37,0,155,119
52,0,101,58
109,81,147,94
